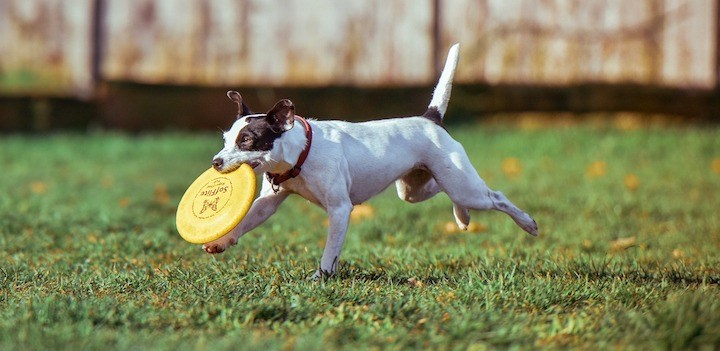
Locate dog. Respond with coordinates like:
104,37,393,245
204,44,538,279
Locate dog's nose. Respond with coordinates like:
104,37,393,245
212,158,224,170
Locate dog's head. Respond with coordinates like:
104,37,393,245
212,91,297,174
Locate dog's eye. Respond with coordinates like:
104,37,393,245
238,135,253,147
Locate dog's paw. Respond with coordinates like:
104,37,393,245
202,235,238,254
307,270,322,281
453,205,470,231
307,269,335,281
522,217,539,237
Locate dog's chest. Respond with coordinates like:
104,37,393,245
279,178,322,207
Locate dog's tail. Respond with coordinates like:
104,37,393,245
423,43,460,125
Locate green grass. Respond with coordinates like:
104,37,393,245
2,124,720,350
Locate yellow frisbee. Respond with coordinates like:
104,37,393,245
176,164,257,244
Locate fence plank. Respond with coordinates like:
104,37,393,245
0,0,95,97
661,0,716,87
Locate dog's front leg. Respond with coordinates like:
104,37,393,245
309,201,353,280
203,184,289,254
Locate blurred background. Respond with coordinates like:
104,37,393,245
0,0,717,132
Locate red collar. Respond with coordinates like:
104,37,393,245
266,116,312,191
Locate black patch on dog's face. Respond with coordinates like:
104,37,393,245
235,117,284,151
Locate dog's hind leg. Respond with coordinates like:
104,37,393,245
396,168,472,231
485,190,538,235
429,146,538,236
454,184,537,236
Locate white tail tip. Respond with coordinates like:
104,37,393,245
428,43,460,118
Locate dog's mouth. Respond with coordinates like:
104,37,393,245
214,162,254,174
217,160,261,174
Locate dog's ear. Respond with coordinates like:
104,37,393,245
227,90,252,117
266,99,295,132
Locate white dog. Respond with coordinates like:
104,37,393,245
205,44,538,279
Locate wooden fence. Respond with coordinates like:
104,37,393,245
1,0,717,98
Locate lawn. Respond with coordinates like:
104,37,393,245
1,122,720,350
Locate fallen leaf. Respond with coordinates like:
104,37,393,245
502,157,522,178
442,221,459,234
350,204,375,222
712,158,720,175
443,221,488,234
118,197,131,208
610,236,636,251
672,248,684,259
586,161,607,179
466,222,488,233
624,174,640,191
407,277,424,288
436,291,456,305
30,181,47,194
